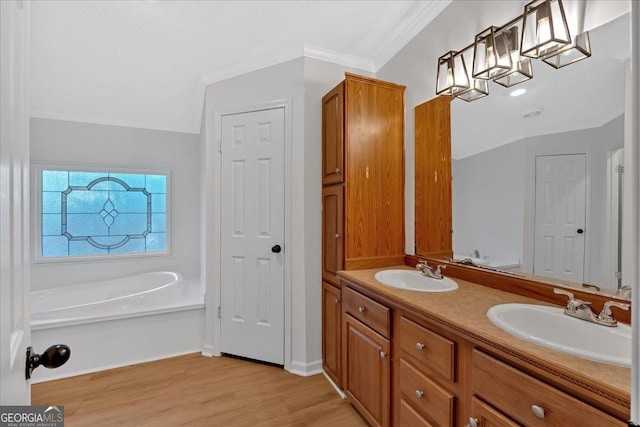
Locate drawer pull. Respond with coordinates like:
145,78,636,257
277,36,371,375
335,168,341,174
531,405,545,419
379,351,387,359
358,306,366,313
415,342,425,351
466,417,479,427
334,298,340,304
415,390,424,399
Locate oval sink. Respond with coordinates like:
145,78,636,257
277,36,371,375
487,303,631,367
374,269,458,292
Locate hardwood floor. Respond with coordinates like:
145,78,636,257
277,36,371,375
32,353,367,427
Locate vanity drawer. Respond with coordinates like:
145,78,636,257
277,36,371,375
400,358,454,427
343,286,390,338
400,316,455,382
472,350,625,426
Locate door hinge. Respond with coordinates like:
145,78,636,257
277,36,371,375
218,142,222,154
616,164,624,173
218,306,221,319
615,271,622,280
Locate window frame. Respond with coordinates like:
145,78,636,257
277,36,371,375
32,162,172,264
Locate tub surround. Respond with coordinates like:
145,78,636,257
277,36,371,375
337,266,630,425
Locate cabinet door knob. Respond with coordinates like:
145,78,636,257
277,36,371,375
334,298,340,304
335,233,340,239
379,351,387,359
358,306,366,313
415,390,424,399
335,168,341,174
531,405,545,419
415,342,425,351
466,417,479,427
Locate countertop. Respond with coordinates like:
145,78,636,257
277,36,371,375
337,266,631,409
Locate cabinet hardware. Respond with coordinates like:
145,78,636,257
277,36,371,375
415,342,425,351
466,417,479,427
531,404,545,419
334,298,340,304
415,390,424,399
379,351,387,359
335,233,340,239
335,168,340,174
358,306,366,313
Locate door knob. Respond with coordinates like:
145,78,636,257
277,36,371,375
26,344,71,379
271,245,282,253
577,228,584,234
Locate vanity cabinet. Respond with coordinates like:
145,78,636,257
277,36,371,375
342,286,391,427
467,397,520,427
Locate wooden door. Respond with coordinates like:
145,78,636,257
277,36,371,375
467,397,521,427
533,154,586,283
322,185,344,285
322,282,341,387
322,82,344,185
343,314,390,427
220,108,285,365
415,96,453,259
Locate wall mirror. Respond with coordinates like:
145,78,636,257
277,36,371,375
430,12,631,299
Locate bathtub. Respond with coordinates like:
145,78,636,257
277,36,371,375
30,271,205,383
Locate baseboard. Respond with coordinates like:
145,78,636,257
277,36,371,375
287,359,323,377
323,371,346,399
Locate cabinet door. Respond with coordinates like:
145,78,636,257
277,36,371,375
343,314,390,427
466,397,521,427
322,82,344,185
322,281,341,387
322,185,344,285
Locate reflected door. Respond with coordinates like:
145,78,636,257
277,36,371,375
220,108,285,365
533,154,586,283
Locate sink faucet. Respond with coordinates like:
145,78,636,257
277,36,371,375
473,249,480,258
416,260,446,279
553,288,630,327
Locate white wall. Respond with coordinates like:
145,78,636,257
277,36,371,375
30,118,201,291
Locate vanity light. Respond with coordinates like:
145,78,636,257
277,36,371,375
436,50,470,96
456,46,489,102
510,88,527,97
520,0,571,59
493,23,534,87
473,26,512,79
542,31,591,68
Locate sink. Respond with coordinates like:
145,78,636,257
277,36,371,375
374,269,458,292
487,303,631,367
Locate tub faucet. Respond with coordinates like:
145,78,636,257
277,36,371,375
416,260,446,279
473,249,480,258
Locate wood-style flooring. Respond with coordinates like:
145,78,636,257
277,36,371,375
32,353,366,427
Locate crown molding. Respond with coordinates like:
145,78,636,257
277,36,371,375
373,0,451,70
303,44,375,72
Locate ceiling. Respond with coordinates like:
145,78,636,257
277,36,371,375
30,0,450,134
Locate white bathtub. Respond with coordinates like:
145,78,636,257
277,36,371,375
30,271,205,383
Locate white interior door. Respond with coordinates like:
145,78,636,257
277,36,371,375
0,0,31,405
220,108,285,365
533,154,587,283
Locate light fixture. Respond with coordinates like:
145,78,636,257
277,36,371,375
473,26,512,79
436,50,470,96
434,0,589,102
520,0,571,59
456,46,489,102
541,0,591,68
510,88,527,97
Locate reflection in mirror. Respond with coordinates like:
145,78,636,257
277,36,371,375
448,13,630,297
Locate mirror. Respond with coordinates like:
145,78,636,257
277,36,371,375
439,14,631,298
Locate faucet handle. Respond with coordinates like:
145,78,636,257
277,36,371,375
553,288,590,310
597,301,630,326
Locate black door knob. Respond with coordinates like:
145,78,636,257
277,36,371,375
271,245,282,253
577,229,584,234
26,344,71,379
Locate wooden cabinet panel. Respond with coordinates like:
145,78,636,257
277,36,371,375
344,75,405,269
343,286,390,338
415,96,453,258
343,314,391,427
467,397,522,427
472,350,625,426
400,316,455,383
400,399,434,427
322,282,341,387
322,83,344,185
322,185,344,285
399,358,455,427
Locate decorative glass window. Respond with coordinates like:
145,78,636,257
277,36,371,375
40,169,168,258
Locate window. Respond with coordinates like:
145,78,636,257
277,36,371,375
38,169,168,259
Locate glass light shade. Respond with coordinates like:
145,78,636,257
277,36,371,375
542,31,591,68
520,0,571,59
436,50,470,95
494,56,533,87
473,26,513,80
456,47,489,102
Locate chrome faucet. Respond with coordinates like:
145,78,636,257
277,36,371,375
473,249,480,258
553,288,630,327
416,260,446,279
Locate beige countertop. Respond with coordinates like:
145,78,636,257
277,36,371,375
338,266,631,408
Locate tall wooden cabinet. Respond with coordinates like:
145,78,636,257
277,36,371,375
321,73,405,389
